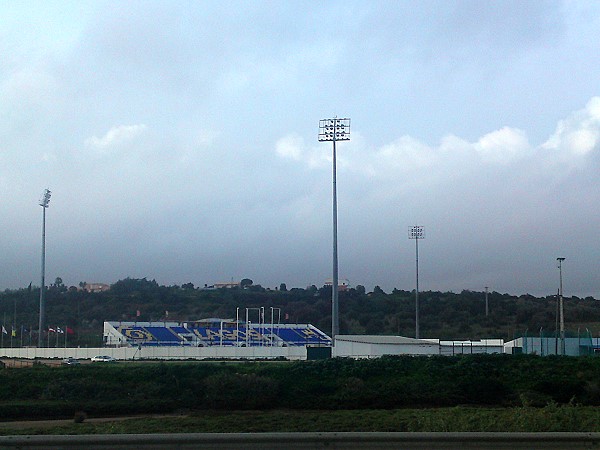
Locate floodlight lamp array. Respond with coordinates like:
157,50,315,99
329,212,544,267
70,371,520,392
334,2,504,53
408,225,425,239
318,118,351,142
39,189,51,208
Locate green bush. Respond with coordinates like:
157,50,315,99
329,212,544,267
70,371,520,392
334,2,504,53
203,372,280,409
1,355,600,420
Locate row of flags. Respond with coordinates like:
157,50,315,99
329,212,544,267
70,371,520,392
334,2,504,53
1,326,16,337
2,326,74,335
47,327,75,334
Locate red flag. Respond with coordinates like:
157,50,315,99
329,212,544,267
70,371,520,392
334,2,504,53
48,327,56,333
66,327,75,335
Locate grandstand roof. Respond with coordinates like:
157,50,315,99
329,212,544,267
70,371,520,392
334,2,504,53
335,335,436,345
193,318,235,323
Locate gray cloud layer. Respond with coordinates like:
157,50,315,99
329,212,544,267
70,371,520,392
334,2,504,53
1,1,599,296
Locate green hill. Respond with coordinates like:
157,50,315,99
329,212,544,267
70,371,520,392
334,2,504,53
1,278,598,346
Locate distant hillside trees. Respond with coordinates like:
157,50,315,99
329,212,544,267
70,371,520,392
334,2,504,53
1,278,599,345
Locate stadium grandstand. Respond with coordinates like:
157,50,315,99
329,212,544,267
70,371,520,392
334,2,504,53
104,319,332,348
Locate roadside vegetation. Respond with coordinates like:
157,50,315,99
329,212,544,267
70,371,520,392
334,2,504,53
1,355,600,424
2,404,600,435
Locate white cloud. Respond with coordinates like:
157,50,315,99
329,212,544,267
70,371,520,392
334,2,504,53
277,126,529,182
277,104,600,192
275,133,332,170
84,124,148,155
375,135,435,175
475,127,530,164
542,96,600,157
276,133,304,160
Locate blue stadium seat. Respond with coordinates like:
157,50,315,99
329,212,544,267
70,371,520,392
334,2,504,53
144,326,182,343
114,323,331,348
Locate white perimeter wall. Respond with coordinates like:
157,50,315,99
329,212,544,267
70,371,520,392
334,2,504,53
333,341,439,358
0,346,307,361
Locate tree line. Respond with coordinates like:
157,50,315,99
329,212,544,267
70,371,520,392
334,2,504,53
1,277,600,346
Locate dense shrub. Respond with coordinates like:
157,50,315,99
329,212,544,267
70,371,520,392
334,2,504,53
1,355,600,419
203,372,280,409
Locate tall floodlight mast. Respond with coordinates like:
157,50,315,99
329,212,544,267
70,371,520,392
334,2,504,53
318,117,350,339
409,225,425,339
557,257,566,355
38,189,51,347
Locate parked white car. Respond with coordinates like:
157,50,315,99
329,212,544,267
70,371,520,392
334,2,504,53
91,355,116,362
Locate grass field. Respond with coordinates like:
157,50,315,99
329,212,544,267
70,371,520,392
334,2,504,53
0,404,597,435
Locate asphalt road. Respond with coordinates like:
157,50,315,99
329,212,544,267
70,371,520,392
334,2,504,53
0,433,599,449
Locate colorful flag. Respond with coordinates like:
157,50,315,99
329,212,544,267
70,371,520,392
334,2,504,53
48,327,56,333
57,327,64,334
11,329,16,337
66,327,74,335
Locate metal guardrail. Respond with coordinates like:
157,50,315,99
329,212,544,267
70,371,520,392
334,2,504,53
0,432,599,449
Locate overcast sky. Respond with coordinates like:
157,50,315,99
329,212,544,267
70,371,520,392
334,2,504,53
1,1,599,297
